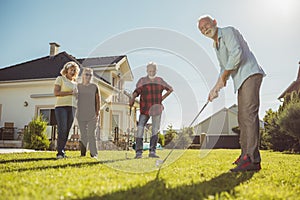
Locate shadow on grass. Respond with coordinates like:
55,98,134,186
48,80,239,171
0,158,132,173
0,157,57,164
84,171,255,200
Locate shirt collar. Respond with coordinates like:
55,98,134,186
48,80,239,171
213,27,222,49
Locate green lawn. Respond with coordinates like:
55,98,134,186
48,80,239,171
0,149,299,200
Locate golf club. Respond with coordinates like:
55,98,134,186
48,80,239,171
155,100,209,179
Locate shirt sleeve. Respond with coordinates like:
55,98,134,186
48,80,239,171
54,76,62,86
134,78,143,96
219,68,225,78
222,27,243,71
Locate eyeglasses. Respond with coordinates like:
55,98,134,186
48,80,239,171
85,73,92,77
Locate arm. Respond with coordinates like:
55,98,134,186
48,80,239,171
162,87,173,101
219,69,233,87
161,79,173,101
95,88,101,117
208,28,241,102
129,91,139,107
208,70,232,102
129,78,143,107
223,27,243,71
54,85,76,97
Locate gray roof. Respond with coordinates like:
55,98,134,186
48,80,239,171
278,66,300,99
0,52,78,81
0,52,126,83
77,55,125,67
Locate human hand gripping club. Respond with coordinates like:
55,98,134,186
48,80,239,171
208,76,226,102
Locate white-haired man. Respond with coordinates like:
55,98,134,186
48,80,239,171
129,62,173,159
198,15,266,172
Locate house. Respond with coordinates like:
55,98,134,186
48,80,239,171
0,42,137,148
278,62,300,101
192,104,264,149
194,104,239,135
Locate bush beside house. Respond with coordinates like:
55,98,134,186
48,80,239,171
23,115,50,150
262,91,300,153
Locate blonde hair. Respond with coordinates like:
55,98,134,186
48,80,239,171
60,61,80,80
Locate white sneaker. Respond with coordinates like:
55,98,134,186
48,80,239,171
91,156,98,160
56,155,64,159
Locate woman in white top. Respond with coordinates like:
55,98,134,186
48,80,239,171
54,61,80,159
77,68,100,158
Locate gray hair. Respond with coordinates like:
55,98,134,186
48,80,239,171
147,62,157,70
197,14,214,27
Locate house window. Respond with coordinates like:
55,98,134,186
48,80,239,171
112,76,116,87
112,114,120,131
39,108,56,125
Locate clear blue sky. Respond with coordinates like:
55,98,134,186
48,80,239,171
1,0,300,129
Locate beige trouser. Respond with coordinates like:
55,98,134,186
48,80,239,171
78,118,98,157
238,73,263,163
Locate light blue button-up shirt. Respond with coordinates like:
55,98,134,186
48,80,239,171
214,27,266,93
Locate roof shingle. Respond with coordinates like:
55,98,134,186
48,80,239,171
0,52,78,81
0,52,126,82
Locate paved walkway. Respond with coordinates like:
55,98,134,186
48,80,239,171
0,148,36,154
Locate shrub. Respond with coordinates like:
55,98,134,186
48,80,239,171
164,124,177,146
278,101,300,142
23,115,50,150
260,128,271,150
231,126,240,134
263,108,299,152
158,132,165,146
167,127,194,149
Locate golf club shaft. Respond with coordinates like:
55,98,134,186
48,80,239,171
156,101,209,179
188,101,209,127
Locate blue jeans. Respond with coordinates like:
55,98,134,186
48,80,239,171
136,114,161,155
55,106,76,156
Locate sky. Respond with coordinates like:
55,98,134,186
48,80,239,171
1,0,300,130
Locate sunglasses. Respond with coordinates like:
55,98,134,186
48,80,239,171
85,73,92,77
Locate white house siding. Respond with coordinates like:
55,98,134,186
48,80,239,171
228,111,238,134
194,107,238,135
0,80,56,128
0,80,58,140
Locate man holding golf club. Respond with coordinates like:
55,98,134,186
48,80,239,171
198,15,265,172
129,62,173,159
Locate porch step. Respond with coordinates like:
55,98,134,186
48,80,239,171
0,140,22,148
